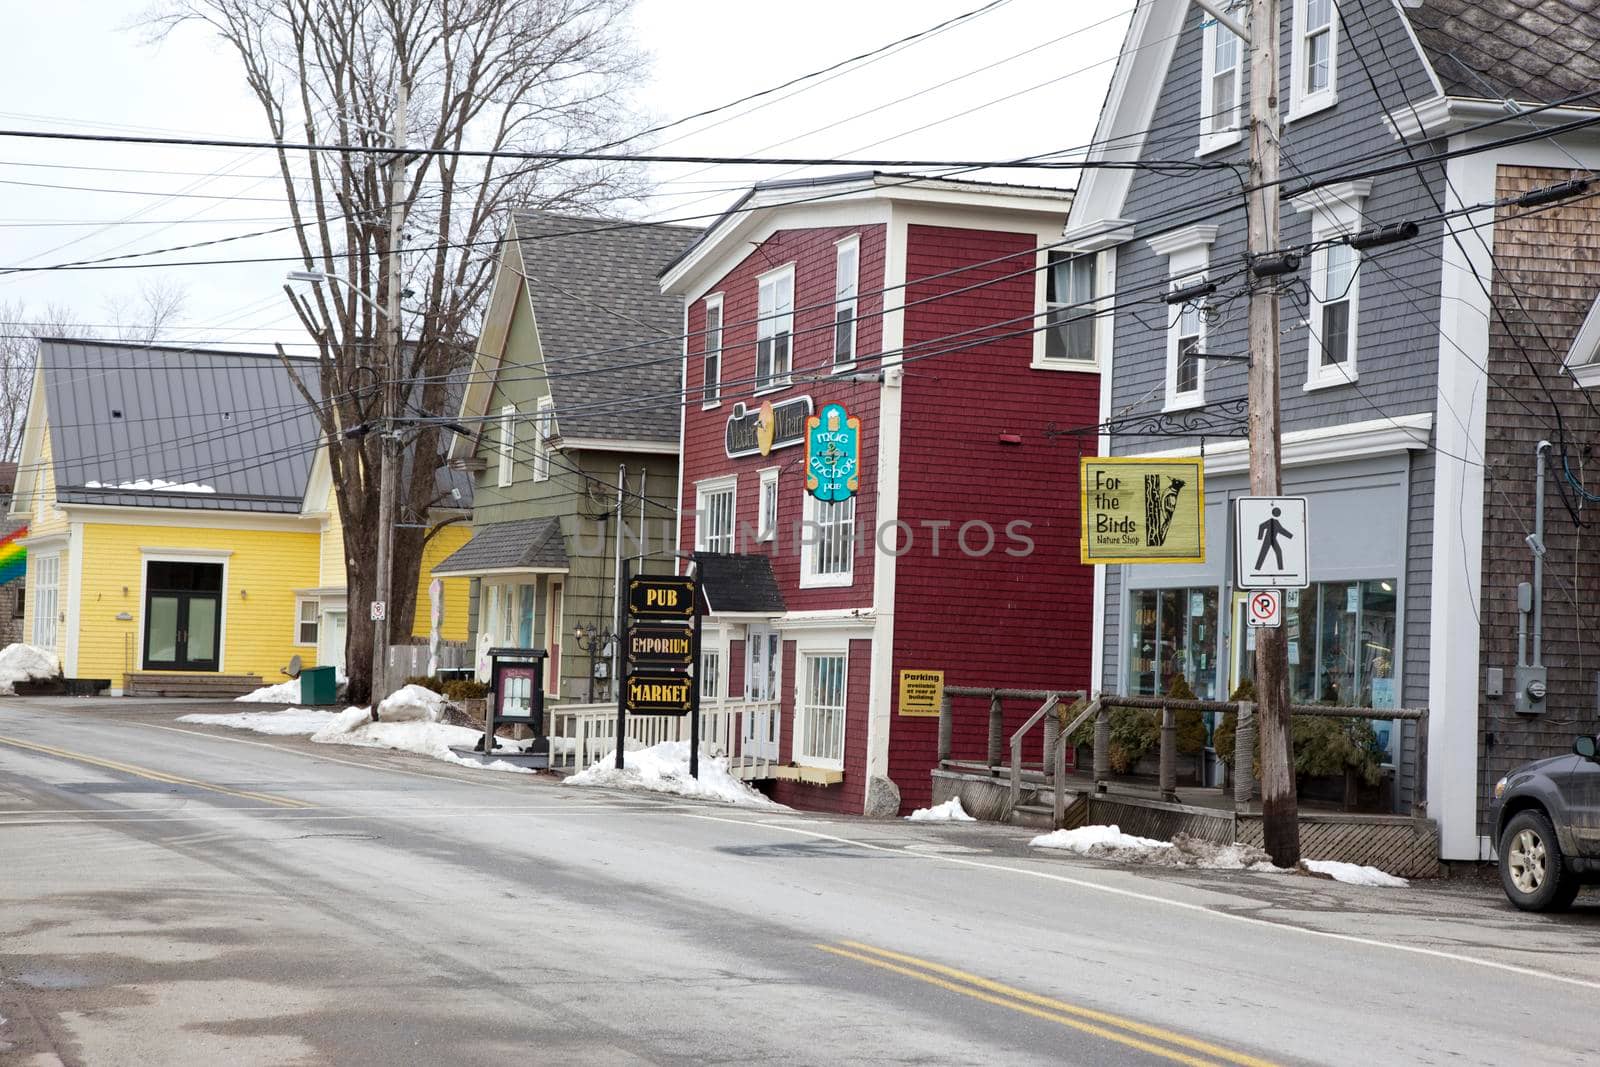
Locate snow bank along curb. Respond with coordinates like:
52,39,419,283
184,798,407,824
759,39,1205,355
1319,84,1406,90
177,701,530,774
906,797,976,822
0,644,61,695
1028,826,1409,886
566,741,782,808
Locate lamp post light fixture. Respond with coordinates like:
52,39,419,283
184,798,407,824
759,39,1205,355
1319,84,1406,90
572,623,616,705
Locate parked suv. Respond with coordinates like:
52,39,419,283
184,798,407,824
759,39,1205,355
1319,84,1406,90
1490,735,1600,911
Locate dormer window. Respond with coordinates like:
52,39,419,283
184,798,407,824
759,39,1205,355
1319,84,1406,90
1290,0,1339,120
1198,5,1243,154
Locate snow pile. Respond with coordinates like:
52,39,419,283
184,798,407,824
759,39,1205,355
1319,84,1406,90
906,797,976,822
1028,826,1409,886
85,478,216,494
374,684,448,723
175,705,532,774
1030,824,1172,855
235,678,301,703
1304,859,1409,887
566,741,781,808
0,643,61,694
311,716,531,773
179,708,341,735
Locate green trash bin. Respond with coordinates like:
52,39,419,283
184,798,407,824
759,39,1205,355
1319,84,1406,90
300,666,338,706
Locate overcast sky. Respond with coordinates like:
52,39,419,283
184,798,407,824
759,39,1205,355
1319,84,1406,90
1,0,1129,348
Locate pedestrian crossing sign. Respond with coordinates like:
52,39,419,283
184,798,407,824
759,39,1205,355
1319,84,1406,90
1235,497,1308,589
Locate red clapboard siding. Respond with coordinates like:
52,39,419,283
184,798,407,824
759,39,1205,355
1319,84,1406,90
678,225,887,613
769,638,871,812
886,224,1100,813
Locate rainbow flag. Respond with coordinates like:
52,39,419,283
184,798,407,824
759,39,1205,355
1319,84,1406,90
0,525,27,585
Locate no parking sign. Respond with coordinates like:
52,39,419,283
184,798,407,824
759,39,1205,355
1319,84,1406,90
1246,589,1281,629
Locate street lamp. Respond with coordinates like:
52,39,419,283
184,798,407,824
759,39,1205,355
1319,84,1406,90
573,623,616,705
286,270,389,316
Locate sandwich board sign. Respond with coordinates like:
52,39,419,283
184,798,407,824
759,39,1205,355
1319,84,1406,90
1235,497,1308,589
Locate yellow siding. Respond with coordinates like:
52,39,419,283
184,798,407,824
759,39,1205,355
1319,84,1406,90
76,523,321,681
320,482,345,587
416,523,471,642
31,420,68,538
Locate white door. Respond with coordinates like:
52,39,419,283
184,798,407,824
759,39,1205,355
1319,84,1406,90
320,610,348,671
743,624,781,759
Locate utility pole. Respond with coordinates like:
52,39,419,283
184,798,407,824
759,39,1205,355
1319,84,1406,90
371,81,408,705
1244,0,1299,866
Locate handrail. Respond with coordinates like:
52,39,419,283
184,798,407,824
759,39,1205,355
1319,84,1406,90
1009,694,1059,813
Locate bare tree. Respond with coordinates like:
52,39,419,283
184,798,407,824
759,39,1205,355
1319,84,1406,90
147,0,648,703
0,302,94,463
105,280,190,344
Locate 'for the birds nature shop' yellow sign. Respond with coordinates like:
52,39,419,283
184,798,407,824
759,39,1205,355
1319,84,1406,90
1079,457,1206,565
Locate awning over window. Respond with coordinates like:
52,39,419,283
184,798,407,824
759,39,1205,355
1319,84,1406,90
432,517,568,577
693,552,786,615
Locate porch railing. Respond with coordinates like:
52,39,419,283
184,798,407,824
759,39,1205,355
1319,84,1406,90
546,698,782,781
938,688,1430,821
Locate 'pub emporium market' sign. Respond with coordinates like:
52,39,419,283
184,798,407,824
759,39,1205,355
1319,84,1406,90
726,395,813,458
805,402,861,502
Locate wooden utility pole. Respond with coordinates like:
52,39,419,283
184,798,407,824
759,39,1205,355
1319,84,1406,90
1245,0,1300,865
371,81,408,705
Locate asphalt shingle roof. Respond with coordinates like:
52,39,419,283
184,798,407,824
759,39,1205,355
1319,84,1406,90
693,552,786,615
40,338,322,513
431,516,567,576
509,211,700,444
1401,0,1600,104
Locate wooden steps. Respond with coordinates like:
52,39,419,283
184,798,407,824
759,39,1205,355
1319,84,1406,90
123,672,265,698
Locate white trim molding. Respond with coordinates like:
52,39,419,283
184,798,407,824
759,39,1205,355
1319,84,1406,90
1129,412,1433,472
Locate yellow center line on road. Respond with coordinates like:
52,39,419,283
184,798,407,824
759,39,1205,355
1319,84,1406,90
817,941,1279,1067
0,734,314,809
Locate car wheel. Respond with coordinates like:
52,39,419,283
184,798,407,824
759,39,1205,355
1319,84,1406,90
1499,809,1580,913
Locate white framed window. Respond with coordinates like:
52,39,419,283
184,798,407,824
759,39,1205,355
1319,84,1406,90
801,492,855,588
1043,251,1098,363
295,597,319,646
533,395,556,482
702,294,723,407
1168,288,1206,408
1147,224,1218,411
497,404,516,487
797,650,848,768
1290,0,1338,120
1198,4,1244,153
695,475,737,553
31,553,58,650
1292,180,1370,389
756,264,794,391
758,467,779,542
700,648,722,699
833,236,859,368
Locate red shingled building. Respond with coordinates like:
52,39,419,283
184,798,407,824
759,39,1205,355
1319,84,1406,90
660,173,1101,814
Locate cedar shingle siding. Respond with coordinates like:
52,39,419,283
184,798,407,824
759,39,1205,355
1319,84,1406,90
1475,165,1600,833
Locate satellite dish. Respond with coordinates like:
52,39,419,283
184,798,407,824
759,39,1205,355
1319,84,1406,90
285,654,303,678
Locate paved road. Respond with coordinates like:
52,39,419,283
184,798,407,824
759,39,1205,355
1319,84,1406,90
3,699,1600,1066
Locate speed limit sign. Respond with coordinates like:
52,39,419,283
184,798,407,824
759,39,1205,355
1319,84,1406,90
1246,589,1281,629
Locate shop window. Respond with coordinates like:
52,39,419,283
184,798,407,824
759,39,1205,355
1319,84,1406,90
1127,586,1220,699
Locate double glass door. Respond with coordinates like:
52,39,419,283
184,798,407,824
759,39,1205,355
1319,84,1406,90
144,562,223,671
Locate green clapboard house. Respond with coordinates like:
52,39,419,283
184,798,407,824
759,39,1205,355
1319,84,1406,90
437,211,697,703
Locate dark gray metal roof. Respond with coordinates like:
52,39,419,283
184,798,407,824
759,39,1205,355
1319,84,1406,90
431,516,567,575
40,338,322,513
1402,0,1600,103
510,211,700,445
694,552,786,614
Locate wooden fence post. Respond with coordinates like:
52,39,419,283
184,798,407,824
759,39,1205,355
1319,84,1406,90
987,692,1004,769
1159,705,1177,801
1043,699,1061,788
1234,700,1256,810
1093,705,1111,793
937,692,953,764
